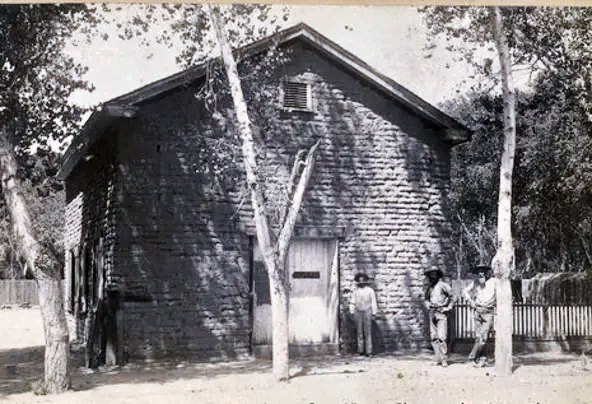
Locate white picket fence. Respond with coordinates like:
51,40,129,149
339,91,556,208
0,280,39,305
0,280,67,306
513,304,592,338
452,298,592,340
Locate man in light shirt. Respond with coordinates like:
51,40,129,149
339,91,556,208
424,267,455,367
350,273,378,357
463,265,496,367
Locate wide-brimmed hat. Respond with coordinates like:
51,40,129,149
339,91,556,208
424,267,444,277
354,272,370,284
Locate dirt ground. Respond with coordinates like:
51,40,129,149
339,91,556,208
0,308,591,404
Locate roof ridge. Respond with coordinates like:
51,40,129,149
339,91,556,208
58,22,471,180
104,22,466,131
107,22,315,106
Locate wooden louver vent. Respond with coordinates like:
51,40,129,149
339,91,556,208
283,81,310,110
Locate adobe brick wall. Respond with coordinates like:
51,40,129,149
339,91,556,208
246,42,454,352
64,38,455,359
113,90,252,360
64,133,118,340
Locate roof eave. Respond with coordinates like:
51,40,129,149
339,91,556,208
56,105,139,181
439,127,473,146
59,23,472,180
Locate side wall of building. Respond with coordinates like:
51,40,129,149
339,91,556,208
64,133,118,341
112,84,252,361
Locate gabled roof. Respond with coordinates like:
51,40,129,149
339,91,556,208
58,23,471,181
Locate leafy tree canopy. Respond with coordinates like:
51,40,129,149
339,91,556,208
424,6,592,276
0,4,103,155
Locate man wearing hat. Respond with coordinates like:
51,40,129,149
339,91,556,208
350,272,378,356
424,267,455,367
463,265,496,367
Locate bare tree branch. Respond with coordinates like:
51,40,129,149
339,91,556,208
277,139,321,264
287,149,306,195
278,148,306,219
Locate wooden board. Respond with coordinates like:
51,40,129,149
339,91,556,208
251,238,339,346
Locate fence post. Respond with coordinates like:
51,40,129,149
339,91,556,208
0,281,7,305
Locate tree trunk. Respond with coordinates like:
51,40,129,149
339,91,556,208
491,6,515,377
0,127,70,393
208,5,320,381
267,258,290,379
208,5,290,380
37,276,71,393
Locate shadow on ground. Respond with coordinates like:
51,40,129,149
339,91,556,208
0,347,422,396
70,353,387,392
511,352,584,373
0,345,86,396
0,346,585,397
0,346,45,396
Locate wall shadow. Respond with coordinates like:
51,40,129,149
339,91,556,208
112,85,252,361
66,37,461,364
265,43,455,353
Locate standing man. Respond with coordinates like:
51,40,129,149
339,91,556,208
424,267,455,367
463,265,496,367
350,273,378,357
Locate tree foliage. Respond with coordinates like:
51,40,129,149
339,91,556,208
422,7,591,106
426,7,592,276
0,4,99,154
447,86,592,276
106,4,288,68
0,151,65,279
0,5,98,280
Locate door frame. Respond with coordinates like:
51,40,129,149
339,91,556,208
248,234,342,354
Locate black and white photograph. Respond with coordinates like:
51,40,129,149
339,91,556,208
0,3,590,402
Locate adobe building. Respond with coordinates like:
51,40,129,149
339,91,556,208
58,23,470,364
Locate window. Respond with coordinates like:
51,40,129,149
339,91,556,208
83,245,90,311
253,261,271,305
282,81,312,111
69,250,76,312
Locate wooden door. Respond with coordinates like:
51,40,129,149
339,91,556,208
251,238,339,346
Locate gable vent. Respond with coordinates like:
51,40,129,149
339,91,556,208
283,81,312,111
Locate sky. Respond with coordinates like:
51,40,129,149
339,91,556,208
66,5,485,111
